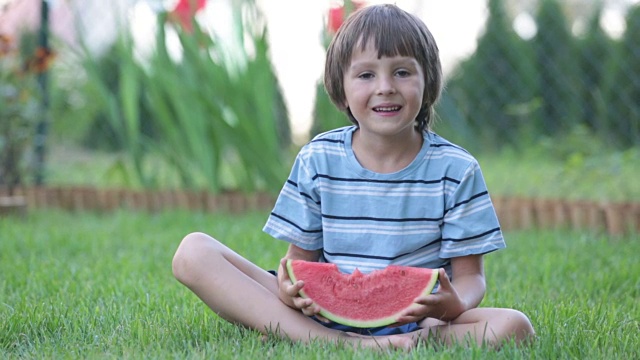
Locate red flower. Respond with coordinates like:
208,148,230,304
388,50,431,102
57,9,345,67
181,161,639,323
169,0,207,32
327,1,365,34
0,34,14,57
24,46,56,74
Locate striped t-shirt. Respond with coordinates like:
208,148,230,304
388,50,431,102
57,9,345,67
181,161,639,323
263,126,505,278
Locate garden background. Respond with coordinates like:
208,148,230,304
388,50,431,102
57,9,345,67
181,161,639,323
1,0,639,358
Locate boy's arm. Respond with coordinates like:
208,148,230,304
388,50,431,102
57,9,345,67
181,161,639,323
448,254,486,315
283,243,322,263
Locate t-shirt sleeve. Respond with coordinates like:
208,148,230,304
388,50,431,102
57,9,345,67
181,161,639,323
439,160,506,258
262,152,324,250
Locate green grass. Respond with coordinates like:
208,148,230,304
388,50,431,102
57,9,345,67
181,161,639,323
1,209,639,359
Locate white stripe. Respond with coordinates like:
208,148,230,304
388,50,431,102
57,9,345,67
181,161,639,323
327,259,390,273
443,183,458,196
394,246,441,266
320,187,445,197
323,223,440,236
446,198,493,221
440,238,504,257
265,221,319,246
310,142,345,157
459,162,479,183
429,148,475,163
281,187,321,214
318,183,447,197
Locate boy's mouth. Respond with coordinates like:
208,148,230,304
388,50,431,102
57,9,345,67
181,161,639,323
373,105,401,113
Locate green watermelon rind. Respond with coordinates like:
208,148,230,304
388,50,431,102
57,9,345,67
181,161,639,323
286,259,439,329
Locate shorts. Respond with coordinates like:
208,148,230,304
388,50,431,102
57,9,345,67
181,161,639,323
268,270,422,336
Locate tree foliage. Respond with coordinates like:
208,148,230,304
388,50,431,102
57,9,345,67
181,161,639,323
436,0,639,153
440,0,538,151
600,4,640,148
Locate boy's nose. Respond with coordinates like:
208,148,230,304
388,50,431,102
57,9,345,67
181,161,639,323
376,76,397,95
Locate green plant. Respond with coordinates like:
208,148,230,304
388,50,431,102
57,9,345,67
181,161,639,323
0,32,45,195
600,4,640,148
144,2,291,192
576,4,613,134
309,0,363,138
436,1,638,154
439,0,539,152
77,0,291,192
533,0,582,136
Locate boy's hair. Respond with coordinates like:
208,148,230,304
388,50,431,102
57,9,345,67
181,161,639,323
324,4,443,132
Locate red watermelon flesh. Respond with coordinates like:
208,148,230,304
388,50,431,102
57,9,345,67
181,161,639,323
286,260,439,328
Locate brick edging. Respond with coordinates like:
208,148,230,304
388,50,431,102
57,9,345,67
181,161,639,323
492,196,639,236
1,186,277,214
1,186,639,236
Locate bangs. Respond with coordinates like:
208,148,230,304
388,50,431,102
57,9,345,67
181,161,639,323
353,12,424,61
327,5,436,77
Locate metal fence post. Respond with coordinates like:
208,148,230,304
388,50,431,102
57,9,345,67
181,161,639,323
34,0,50,185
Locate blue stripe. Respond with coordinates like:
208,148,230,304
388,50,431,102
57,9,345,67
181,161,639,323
442,227,501,242
286,179,319,204
311,138,344,144
313,174,460,185
322,214,443,222
270,212,322,233
323,237,442,260
444,191,489,214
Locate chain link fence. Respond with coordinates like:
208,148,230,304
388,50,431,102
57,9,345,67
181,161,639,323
433,0,640,155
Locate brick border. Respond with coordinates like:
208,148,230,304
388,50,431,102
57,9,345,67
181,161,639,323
1,186,639,236
1,186,276,214
492,196,639,236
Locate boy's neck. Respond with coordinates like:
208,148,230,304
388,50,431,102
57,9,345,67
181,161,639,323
351,128,423,174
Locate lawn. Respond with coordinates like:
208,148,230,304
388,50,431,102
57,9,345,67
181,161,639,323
1,209,639,359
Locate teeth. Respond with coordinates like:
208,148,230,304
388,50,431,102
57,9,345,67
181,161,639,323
374,106,400,112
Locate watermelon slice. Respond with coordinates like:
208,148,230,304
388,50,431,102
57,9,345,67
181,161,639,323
285,259,439,328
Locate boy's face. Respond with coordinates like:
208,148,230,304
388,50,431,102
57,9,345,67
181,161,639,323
342,42,425,138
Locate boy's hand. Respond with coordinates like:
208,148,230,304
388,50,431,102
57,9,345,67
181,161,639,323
277,258,328,320
394,268,466,324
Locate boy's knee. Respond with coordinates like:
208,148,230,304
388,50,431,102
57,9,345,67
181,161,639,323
504,309,535,343
172,232,216,283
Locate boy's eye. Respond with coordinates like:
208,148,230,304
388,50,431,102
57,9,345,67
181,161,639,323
396,69,411,77
358,73,374,79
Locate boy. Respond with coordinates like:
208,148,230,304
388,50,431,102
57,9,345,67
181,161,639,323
173,4,534,351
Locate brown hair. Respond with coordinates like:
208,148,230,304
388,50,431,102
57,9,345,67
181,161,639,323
324,4,443,132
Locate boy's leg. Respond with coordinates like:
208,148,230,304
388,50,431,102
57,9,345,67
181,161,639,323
419,307,535,347
171,232,415,350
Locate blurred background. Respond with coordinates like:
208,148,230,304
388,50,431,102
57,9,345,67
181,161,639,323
1,0,639,203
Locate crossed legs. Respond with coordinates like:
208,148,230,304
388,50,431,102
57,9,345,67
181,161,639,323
171,232,534,350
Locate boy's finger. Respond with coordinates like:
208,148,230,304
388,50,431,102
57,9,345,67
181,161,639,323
285,279,304,296
437,268,451,289
279,258,289,278
294,296,313,310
